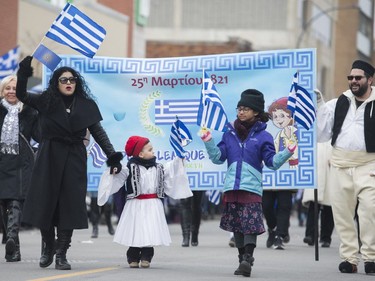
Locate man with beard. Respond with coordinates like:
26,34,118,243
316,60,375,275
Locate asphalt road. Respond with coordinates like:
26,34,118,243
0,216,369,281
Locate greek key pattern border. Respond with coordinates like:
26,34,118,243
72,49,315,191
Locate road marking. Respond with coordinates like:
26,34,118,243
27,267,119,281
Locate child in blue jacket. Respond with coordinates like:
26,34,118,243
201,89,296,277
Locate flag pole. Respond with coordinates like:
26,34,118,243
201,68,208,132
31,36,47,56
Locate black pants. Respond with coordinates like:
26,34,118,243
262,190,292,237
180,191,204,235
305,202,334,243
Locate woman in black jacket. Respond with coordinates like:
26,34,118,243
0,75,39,262
16,56,123,270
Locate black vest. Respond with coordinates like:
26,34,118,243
331,94,375,152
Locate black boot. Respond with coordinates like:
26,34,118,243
39,227,56,268
238,244,255,277
191,218,200,247
104,203,114,235
234,247,245,275
190,192,202,247
238,254,254,277
5,237,21,262
0,205,7,244
180,200,191,247
90,197,100,238
5,201,22,262
91,224,98,238
55,229,73,270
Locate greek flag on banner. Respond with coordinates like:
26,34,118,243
88,142,107,168
46,3,106,58
197,70,228,132
208,190,221,205
0,46,20,79
169,118,192,158
287,72,316,130
155,99,200,125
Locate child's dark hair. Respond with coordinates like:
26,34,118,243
257,111,271,122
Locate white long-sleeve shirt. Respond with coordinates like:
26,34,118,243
316,87,375,151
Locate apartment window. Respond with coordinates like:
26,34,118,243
358,11,372,39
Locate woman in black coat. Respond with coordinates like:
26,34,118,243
0,75,39,262
16,56,123,270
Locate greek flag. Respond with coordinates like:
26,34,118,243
287,72,316,130
46,3,106,58
169,118,192,158
0,46,20,79
155,99,199,125
197,70,228,132
208,190,221,205
88,142,107,168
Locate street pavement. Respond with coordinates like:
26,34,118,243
0,215,370,281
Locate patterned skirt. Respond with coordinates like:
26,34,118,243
220,202,265,235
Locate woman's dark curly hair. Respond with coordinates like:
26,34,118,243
41,66,95,110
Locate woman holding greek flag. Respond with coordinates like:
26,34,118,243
15,56,123,270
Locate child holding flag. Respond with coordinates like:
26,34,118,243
98,136,192,268
200,89,296,277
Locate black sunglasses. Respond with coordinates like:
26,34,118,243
59,77,77,84
347,75,366,81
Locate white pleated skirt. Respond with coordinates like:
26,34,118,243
113,198,172,247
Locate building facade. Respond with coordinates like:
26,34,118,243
0,0,149,80
145,0,375,100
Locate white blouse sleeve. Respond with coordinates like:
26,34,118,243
316,98,337,143
163,158,193,200
97,165,129,206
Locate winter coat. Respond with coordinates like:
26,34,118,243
0,102,39,200
16,88,116,230
204,121,292,196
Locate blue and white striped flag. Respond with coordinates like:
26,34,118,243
197,70,228,132
46,3,106,58
169,118,192,158
0,46,20,79
88,142,107,168
208,190,222,205
287,72,316,130
155,99,200,125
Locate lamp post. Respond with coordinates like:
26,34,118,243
296,4,359,48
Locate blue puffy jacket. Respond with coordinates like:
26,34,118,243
204,121,292,196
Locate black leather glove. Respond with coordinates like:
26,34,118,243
18,56,33,78
107,152,123,174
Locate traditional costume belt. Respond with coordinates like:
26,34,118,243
135,193,158,199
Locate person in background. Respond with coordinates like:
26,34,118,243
302,141,334,248
201,89,296,277
1,213,6,244
316,60,375,274
262,97,297,250
16,56,123,270
180,191,204,247
88,192,114,238
0,75,39,262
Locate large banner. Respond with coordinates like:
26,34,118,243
43,48,317,191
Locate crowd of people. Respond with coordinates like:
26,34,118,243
0,56,374,277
